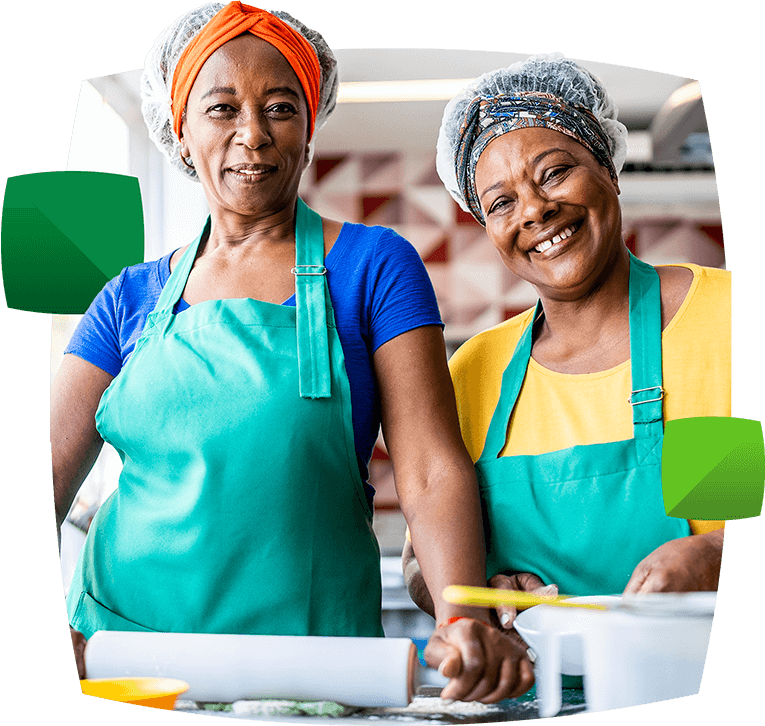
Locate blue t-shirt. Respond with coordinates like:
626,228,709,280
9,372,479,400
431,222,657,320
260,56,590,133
66,221,443,491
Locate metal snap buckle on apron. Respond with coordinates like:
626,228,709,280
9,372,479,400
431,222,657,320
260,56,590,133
291,265,327,276
628,386,665,405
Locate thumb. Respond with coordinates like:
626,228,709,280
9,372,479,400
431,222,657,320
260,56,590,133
439,650,463,679
424,636,463,678
499,583,558,629
490,574,518,629
496,604,518,630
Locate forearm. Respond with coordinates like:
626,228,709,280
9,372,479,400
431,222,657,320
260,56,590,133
373,326,492,624
402,539,435,616
396,458,490,624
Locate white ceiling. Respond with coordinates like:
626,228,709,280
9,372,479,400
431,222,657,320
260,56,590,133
96,48,696,155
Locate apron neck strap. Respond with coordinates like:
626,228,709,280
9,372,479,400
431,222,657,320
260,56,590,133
480,252,664,460
626,252,664,438
154,218,211,314
294,198,332,399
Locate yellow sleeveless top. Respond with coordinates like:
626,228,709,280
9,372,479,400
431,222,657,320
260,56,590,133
449,264,730,535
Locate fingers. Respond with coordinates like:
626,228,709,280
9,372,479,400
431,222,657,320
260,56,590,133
488,573,522,630
488,573,558,631
455,648,533,704
423,633,462,679
515,572,547,592
479,654,535,703
435,623,484,701
426,619,534,703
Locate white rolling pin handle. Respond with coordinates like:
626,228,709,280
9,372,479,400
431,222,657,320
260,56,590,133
85,632,417,707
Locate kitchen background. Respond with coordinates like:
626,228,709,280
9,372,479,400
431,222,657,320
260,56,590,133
53,48,724,643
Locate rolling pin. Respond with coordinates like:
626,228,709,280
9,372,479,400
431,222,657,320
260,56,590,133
84,632,420,706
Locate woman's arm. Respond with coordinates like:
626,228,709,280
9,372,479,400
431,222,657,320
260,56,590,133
51,354,113,547
402,538,436,617
375,325,533,702
51,353,114,678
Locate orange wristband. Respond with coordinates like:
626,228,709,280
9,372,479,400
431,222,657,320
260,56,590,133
437,616,490,629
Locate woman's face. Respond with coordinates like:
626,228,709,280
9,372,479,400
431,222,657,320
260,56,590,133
179,33,310,224
474,127,623,302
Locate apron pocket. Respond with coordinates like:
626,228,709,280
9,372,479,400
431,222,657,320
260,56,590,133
71,591,158,637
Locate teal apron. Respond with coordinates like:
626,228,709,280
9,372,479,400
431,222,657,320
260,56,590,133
477,254,690,596
67,200,384,639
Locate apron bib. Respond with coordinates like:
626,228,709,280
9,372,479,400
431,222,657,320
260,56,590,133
477,254,690,596
67,200,384,639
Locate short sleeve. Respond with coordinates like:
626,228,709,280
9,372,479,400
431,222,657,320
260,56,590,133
64,255,170,377
366,228,443,353
65,273,124,376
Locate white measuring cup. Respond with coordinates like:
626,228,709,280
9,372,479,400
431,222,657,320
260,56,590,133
533,593,715,717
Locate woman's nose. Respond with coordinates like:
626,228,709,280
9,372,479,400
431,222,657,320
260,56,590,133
520,187,558,228
236,113,271,149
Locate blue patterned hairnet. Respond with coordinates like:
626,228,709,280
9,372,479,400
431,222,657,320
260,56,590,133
436,54,628,225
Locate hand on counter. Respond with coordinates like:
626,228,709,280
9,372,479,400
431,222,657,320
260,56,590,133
623,528,724,594
423,618,534,703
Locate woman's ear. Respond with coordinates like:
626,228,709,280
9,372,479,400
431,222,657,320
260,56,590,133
178,125,195,169
179,109,190,156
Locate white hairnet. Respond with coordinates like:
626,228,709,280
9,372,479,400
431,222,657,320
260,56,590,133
435,53,628,215
140,2,339,181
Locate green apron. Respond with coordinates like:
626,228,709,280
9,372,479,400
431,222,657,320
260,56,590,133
477,254,690,596
67,200,384,639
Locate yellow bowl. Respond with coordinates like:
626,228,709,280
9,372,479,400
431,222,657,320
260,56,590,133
80,677,189,710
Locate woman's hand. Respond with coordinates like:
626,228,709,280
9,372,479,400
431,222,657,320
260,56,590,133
623,529,724,594
424,618,534,703
487,572,558,632
70,627,87,679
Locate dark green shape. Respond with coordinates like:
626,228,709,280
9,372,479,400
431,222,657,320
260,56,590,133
1,171,143,314
662,417,765,520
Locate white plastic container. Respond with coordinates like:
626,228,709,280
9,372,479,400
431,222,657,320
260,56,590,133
523,593,715,717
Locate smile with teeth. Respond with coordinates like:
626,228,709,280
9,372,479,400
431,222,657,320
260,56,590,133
228,165,274,179
534,224,577,253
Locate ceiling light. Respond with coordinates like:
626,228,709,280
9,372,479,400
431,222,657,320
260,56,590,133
665,81,702,110
336,78,475,103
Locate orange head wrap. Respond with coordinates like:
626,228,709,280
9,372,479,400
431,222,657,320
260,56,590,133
171,2,322,143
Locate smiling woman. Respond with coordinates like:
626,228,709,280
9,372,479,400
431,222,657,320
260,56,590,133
404,53,729,631
179,35,311,232
475,128,625,309
51,0,534,705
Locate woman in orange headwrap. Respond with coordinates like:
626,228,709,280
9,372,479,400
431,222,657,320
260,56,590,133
52,2,533,703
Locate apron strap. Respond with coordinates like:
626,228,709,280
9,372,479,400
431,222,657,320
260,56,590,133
294,199,332,399
626,252,664,443
151,218,211,318
480,305,539,461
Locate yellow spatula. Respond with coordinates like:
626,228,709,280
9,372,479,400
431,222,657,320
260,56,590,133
443,585,608,611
